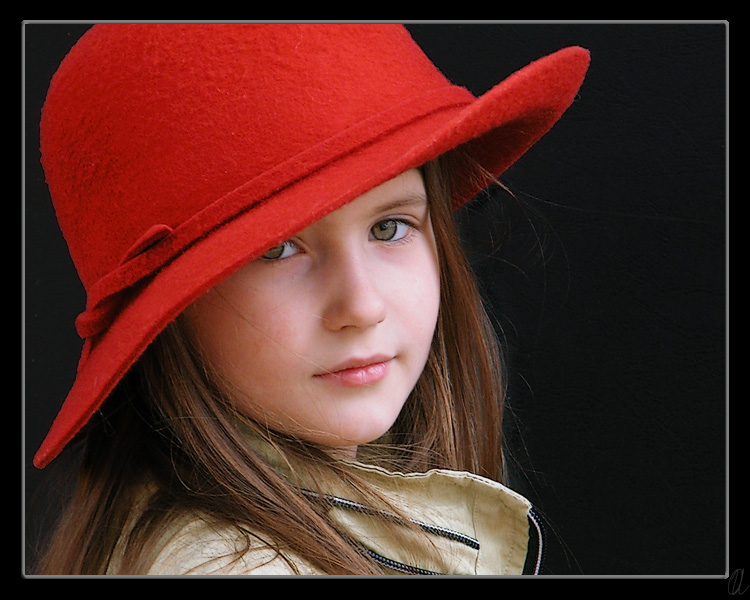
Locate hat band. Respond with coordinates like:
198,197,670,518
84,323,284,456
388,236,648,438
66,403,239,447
74,84,475,341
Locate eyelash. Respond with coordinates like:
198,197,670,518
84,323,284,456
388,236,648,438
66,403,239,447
261,218,415,262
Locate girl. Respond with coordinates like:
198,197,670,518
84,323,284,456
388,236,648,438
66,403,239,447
29,24,589,575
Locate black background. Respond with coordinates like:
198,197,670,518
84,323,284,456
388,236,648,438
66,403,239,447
24,22,729,579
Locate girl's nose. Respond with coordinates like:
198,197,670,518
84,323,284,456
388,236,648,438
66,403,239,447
320,253,387,332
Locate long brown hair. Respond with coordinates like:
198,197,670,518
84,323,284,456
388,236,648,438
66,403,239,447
32,153,507,575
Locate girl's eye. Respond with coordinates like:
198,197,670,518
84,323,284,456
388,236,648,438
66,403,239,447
261,240,298,261
371,219,410,242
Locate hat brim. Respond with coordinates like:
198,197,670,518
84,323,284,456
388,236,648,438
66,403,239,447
33,45,590,468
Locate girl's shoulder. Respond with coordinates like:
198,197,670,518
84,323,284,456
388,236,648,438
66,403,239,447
145,512,320,576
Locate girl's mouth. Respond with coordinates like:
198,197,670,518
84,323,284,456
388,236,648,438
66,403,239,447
314,356,393,387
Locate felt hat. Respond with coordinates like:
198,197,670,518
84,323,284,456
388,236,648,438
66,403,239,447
33,24,589,468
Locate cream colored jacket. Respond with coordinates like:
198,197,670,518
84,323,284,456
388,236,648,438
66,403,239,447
117,438,542,576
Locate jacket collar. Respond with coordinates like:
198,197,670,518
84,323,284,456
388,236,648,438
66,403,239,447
245,429,537,575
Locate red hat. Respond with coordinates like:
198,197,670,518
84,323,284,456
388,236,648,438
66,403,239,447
33,24,589,468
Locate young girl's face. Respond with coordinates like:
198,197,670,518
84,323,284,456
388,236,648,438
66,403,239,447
185,169,441,455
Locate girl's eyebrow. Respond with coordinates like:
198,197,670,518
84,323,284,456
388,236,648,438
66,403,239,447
372,194,428,216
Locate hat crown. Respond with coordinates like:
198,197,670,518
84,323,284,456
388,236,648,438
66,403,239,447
40,24,452,293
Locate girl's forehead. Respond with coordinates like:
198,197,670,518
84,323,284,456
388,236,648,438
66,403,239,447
310,169,428,225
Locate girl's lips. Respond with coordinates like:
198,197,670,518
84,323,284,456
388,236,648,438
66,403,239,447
314,357,393,387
